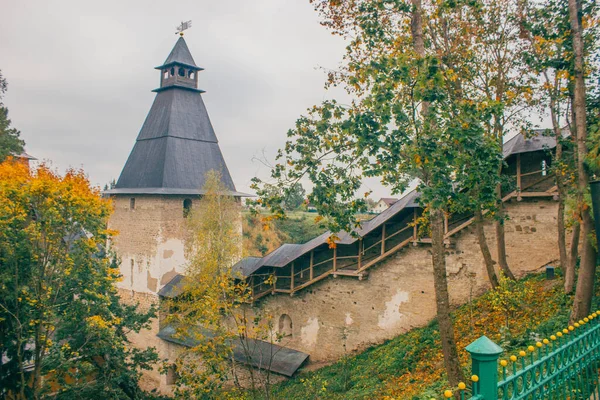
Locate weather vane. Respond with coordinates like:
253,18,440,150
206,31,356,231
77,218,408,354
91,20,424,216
176,20,192,36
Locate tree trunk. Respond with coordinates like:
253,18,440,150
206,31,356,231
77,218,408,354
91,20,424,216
568,0,597,321
551,116,568,271
410,0,462,386
565,222,580,294
431,208,464,386
474,208,499,288
556,171,568,269
495,185,516,280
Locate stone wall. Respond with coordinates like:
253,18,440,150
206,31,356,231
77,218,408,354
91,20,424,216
251,198,561,362
114,197,562,394
108,195,199,294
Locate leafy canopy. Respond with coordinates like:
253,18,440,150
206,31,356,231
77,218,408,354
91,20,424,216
0,160,158,399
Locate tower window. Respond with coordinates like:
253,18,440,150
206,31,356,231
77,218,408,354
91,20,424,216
170,67,175,76
163,70,168,79
183,198,192,218
188,71,195,79
178,67,185,77
279,314,293,337
130,197,136,210
166,365,178,385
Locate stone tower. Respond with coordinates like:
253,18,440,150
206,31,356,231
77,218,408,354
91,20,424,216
107,36,240,301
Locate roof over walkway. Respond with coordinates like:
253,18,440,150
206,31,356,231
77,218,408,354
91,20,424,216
157,325,309,377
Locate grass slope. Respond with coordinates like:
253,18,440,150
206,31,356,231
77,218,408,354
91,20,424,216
262,274,580,400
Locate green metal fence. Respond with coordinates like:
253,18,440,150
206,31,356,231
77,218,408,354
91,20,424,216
443,311,600,400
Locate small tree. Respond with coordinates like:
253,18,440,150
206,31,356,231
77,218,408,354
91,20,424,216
165,171,281,399
0,159,158,399
489,273,534,331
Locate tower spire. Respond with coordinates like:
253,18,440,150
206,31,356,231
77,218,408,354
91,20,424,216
110,36,239,196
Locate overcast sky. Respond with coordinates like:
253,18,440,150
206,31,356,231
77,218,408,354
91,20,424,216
1,0,401,199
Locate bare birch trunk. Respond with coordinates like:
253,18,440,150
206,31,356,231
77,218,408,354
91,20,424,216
568,0,597,320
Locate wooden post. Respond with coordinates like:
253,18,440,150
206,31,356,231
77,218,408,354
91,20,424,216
271,268,276,295
309,250,314,280
290,262,295,291
413,208,418,243
381,223,386,254
516,154,522,201
357,239,362,270
333,247,337,272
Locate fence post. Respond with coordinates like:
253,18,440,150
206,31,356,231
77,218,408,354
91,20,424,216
465,336,503,400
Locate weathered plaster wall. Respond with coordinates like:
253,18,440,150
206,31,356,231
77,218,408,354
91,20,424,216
252,199,561,362
109,195,198,295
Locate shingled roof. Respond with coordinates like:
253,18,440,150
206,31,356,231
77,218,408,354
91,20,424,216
157,325,308,377
502,127,570,159
108,37,246,196
156,36,202,71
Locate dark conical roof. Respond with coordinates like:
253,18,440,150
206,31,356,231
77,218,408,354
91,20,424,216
108,38,246,196
156,36,202,71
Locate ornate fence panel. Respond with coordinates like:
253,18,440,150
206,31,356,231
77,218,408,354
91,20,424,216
445,312,600,400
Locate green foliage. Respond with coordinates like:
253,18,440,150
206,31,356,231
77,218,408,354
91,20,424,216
283,182,306,211
0,70,24,162
273,213,328,244
0,160,158,399
489,273,535,330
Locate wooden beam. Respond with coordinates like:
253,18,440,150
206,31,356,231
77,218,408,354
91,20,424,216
381,223,386,255
357,237,412,274
516,154,522,200
290,262,295,291
309,250,314,280
519,192,560,198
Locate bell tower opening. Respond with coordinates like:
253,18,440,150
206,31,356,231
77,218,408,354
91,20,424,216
155,37,203,92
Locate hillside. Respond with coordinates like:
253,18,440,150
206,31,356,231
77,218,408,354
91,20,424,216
248,273,587,399
242,211,329,257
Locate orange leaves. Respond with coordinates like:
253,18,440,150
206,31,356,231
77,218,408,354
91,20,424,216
326,234,340,249
384,276,565,399
414,154,422,166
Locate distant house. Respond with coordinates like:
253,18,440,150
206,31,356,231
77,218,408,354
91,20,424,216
373,197,398,214
13,150,37,169
306,203,317,212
